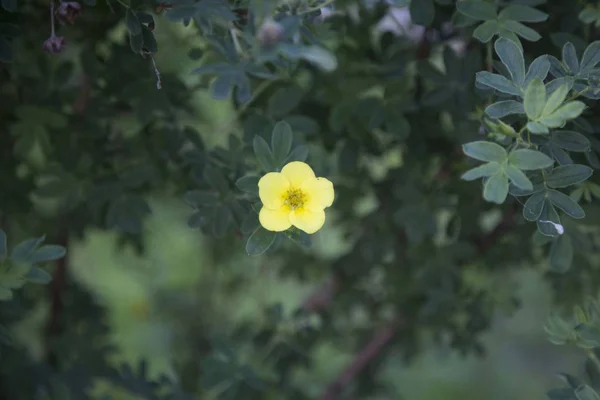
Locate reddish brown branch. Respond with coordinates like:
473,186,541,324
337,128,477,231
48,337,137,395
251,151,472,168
319,319,403,400
302,275,340,312
73,75,91,115
308,204,518,399
45,232,68,337
474,205,519,253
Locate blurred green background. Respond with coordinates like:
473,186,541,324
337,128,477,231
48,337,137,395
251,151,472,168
9,17,586,400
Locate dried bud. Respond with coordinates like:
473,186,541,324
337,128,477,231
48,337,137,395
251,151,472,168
43,35,66,54
257,19,284,48
55,1,82,24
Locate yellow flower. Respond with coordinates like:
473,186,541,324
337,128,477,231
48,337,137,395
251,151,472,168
258,161,334,234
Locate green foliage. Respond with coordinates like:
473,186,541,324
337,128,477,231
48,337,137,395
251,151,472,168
457,0,548,44
2,0,600,399
0,230,65,301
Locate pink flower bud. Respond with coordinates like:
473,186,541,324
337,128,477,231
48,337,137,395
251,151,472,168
257,19,284,48
43,35,66,54
55,1,82,24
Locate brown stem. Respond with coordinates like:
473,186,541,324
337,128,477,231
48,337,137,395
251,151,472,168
302,275,339,312
73,75,91,114
319,318,403,400
474,204,518,253
44,232,68,338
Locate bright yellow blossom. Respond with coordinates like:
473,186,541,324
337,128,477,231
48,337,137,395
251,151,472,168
258,161,334,234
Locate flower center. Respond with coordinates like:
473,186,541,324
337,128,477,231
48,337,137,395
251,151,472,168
284,188,306,210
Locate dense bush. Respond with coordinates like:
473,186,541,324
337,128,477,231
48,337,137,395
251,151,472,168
3,0,600,398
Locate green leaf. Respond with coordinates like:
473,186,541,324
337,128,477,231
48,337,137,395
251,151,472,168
0,230,6,261
236,176,259,195
203,165,229,192
526,121,549,134
295,46,338,72
25,267,52,284
140,25,158,53
475,71,521,95
503,20,541,41
184,190,219,207
271,121,294,167
409,0,434,26
285,145,309,163
508,149,554,170
125,9,142,35
485,100,524,118
580,41,600,72
575,385,600,400
267,87,303,117
456,0,497,20
211,75,234,100
483,173,509,204
550,234,573,273
495,37,526,86
461,162,501,181
546,164,594,188
253,135,276,172
537,199,563,237
579,7,598,24
548,189,585,219
473,20,499,43
246,227,277,256
524,55,550,86
552,131,591,152
129,32,143,54
10,236,45,264
563,42,580,74
524,78,546,120
241,212,259,235
542,84,570,117
542,102,586,128
498,30,524,49
29,245,66,264
523,191,545,221
283,227,312,248
462,141,507,162
506,165,533,190
499,5,548,22
1,0,16,12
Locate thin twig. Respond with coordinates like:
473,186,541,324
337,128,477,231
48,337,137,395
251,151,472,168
150,54,162,89
214,78,277,136
319,319,402,400
299,0,336,15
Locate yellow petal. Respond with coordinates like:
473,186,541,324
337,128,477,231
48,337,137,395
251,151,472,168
258,172,289,210
281,161,316,187
302,177,334,211
289,208,326,234
259,206,292,232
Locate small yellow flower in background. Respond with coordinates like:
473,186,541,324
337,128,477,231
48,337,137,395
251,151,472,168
258,161,334,234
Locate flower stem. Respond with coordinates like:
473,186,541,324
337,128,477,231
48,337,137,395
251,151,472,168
486,40,493,72
50,1,56,36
